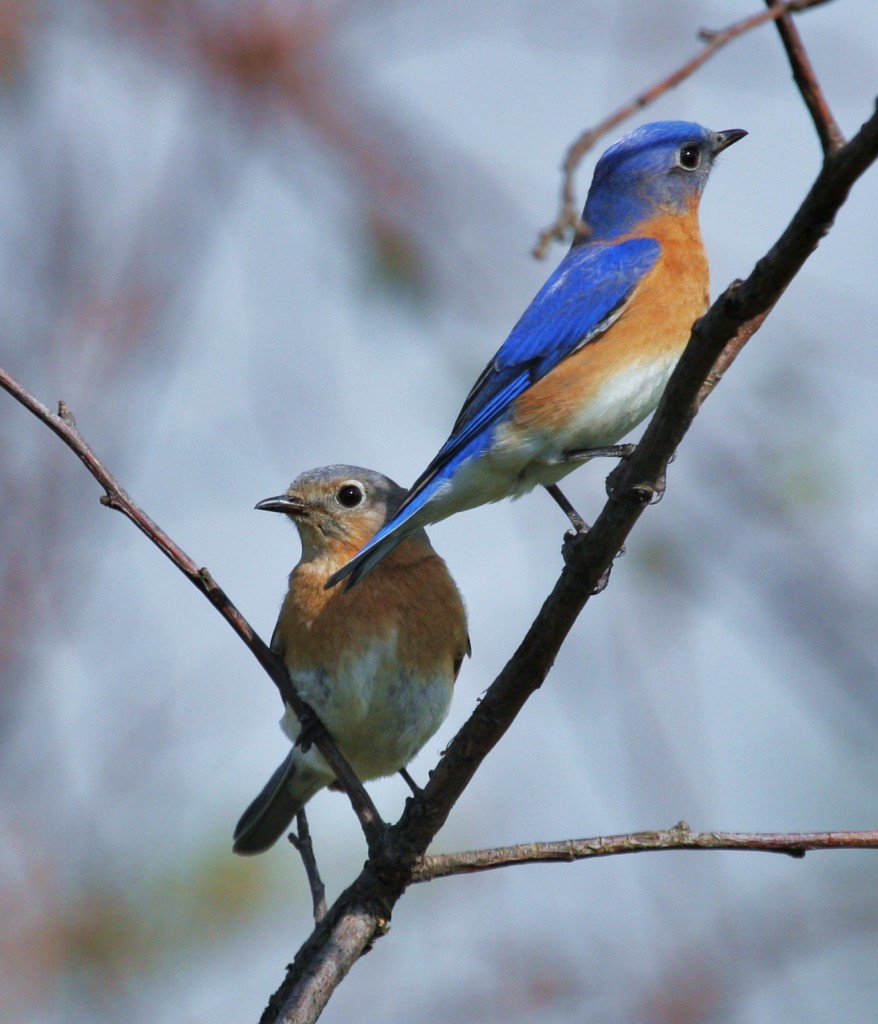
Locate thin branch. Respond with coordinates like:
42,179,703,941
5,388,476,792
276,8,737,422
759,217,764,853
414,824,878,881
0,370,385,847
534,0,837,257
765,0,846,157
290,812,328,924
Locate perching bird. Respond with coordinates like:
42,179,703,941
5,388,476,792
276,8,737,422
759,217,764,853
328,121,746,590
233,465,469,855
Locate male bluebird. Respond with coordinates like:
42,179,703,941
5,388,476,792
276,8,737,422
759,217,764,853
328,121,746,590
233,465,469,855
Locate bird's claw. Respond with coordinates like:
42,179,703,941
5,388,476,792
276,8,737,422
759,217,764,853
295,709,323,753
563,528,625,595
562,525,589,566
650,467,667,504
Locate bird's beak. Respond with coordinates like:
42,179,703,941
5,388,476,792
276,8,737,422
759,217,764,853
255,494,308,515
712,128,748,154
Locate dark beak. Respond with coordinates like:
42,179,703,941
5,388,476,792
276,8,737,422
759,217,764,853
713,128,747,154
255,494,307,515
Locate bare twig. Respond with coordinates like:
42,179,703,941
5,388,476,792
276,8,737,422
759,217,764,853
414,823,878,880
290,812,328,924
534,0,837,257
765,0,846,156
0,370,385,847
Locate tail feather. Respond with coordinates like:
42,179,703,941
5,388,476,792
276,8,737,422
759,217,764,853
326,480,439,590
326,528,408,591
233,751,325,855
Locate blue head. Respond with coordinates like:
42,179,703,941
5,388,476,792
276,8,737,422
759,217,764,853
582,121,746,241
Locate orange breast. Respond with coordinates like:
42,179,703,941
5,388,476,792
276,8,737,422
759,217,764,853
274,538,469,685
512,209,709,439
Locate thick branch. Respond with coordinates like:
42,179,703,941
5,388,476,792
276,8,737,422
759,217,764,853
265,889,388,1024
265,104,878,1023
0,372,384,844
414,824,878,880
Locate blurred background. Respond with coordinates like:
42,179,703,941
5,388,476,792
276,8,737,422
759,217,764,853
1,1,877,1021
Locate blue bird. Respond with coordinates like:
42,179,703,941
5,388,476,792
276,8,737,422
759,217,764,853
328,121,746,590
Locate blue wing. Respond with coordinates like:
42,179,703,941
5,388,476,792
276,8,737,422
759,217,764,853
328,236,660,589
448,237,660,437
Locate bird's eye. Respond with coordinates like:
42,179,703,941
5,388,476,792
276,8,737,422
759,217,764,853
337,483,364,508
677,144,701,170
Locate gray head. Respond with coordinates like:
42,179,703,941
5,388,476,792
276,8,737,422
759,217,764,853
256,465,414,559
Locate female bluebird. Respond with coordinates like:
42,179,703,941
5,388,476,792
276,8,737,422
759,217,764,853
328,121,746,589
233,465,469,855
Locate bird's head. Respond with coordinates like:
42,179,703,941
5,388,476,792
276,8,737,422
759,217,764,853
582,120,746,240
256,465,406,563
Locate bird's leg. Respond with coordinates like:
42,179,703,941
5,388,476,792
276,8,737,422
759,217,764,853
398,766,423,797
549,445,635,587
547,482,625,596
546,484,608,588
545,483,589,533
294,702,325,753
561,527,621,596
546,445,635,529
561,442,636,464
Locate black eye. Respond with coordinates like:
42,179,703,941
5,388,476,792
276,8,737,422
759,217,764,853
677,143,701,170
337,483,364,508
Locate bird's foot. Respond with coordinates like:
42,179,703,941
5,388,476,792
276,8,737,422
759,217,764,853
562,526,588,565
649,465,668,504
562,528,625,595
611,470,667,506
294,707,324,754
607,452,673,503
545,483,590,532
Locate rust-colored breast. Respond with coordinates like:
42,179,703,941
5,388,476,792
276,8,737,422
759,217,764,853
274,537,469,685
513,208,709,437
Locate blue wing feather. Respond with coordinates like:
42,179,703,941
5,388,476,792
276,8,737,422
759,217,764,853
327,236,660,589
410,236,660,498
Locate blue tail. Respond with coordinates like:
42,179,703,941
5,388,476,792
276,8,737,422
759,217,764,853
325,476,444,590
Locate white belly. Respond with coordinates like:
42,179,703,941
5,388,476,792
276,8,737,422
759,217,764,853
424,348,680,514
279,637,453,782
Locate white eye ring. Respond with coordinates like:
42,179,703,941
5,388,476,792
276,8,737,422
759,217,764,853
676,143,701,171
336,481,365,508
